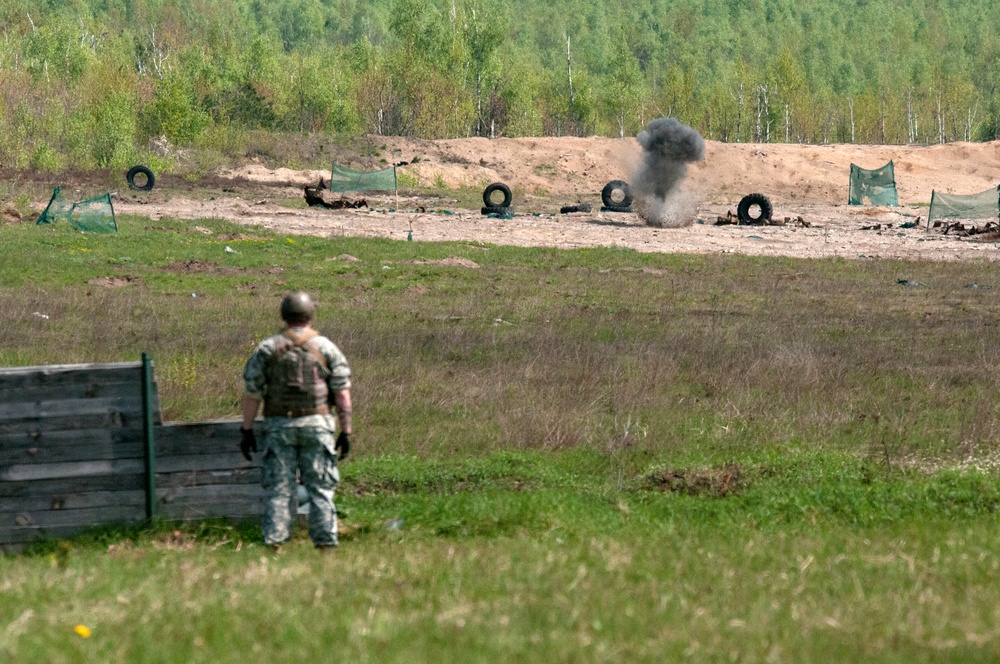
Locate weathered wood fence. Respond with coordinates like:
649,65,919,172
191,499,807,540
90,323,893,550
0,358,261,551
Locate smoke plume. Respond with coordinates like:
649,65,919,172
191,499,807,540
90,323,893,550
631,117,705,228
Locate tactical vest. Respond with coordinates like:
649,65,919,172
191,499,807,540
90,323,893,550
263,328,331,417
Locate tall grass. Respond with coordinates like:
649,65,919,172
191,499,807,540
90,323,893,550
2,219,1000,463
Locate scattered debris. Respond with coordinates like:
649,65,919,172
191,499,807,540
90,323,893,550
304,180,367,210
897,279,925,287
32,312,50,319
224,246,240,254
560,203,592,214
941,221,1000,237
715,210,738,225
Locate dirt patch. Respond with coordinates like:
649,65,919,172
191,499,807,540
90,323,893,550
406,256,481,268
406,284,430,296
87,276,140,287
647,465,744,497
326,254,360,262
163,260,246,275
2,207,24,224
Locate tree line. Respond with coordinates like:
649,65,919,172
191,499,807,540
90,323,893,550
1,0,998,171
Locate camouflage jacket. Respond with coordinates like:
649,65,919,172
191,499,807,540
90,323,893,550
243,327,351,430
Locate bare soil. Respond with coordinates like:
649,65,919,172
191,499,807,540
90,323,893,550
44,138,1000,261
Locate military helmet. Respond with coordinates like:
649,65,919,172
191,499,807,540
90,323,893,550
280,291,316,324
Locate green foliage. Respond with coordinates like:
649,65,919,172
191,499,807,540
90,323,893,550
29,141,63,171
0,0,999,157
143,76,210,144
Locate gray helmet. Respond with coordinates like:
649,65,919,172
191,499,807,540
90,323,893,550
280,291,316,324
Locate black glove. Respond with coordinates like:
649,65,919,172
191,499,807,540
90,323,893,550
335,431,351,460
240,427,257,461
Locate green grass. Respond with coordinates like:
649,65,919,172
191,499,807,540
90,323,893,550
3,217,1000,661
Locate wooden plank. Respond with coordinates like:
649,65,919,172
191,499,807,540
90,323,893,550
0,474,146,499
160,499,263,521
0,459,145,482
0,524,110,547
157,484,263,520
157,468,260,488
159,483,263,502
0,396,145,422
1,427,125,452
154,420,242,456
0,362,141,383
0,363,162,423
0,380,145,405
0,504,146,533
1,429,145,465
0,490,147,515
2,449,254,480
0,410,125,436
0,390,161,425
155,453,255,474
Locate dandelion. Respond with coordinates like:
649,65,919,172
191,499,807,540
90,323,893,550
74,625,91,638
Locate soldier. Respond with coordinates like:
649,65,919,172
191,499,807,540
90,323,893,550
240,291,352,551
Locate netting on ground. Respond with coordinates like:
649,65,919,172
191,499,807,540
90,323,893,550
36,187,117,233
849,161,899,206
928,187,1000,225
328,163,396,193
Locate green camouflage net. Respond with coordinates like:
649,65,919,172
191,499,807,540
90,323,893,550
849,161,899,206
36,187,117,233
928,187,1000,225
328,163,396,193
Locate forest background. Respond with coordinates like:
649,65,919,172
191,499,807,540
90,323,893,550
1,0,999,173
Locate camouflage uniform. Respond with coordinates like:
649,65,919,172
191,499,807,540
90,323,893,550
243,332,351,547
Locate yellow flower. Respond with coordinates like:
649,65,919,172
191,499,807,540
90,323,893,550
74,625,91,638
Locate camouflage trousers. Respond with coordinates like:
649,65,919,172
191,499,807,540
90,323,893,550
261,425,339,547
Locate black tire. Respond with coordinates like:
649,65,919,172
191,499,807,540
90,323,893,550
601,180,633,208
482,206,512,216
601,205,633,213
560,204,592,214
126,165,155,191
737,193,772,225
483,182,513,208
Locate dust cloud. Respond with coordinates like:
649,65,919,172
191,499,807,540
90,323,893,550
631,118,705,228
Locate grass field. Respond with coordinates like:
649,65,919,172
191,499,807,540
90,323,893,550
2,216,1000,662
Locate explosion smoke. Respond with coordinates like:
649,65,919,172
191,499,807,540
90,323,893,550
632,117,705,228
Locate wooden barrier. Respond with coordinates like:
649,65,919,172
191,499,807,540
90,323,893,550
0,361,261,550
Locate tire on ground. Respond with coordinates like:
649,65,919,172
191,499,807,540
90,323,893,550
482,182,513,208
601,180,633,208
482,205,512,216
560,204,592,214
126,165,156,191
737,193,773,225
